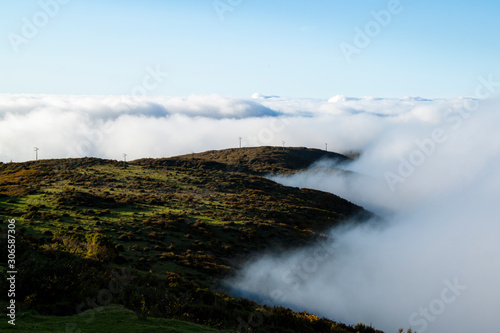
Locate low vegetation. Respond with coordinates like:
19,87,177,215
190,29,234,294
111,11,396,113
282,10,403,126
0,147,383,332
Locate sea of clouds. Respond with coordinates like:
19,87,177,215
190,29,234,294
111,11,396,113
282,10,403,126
227,96,500,333
2,92,499,332
0,93,474,163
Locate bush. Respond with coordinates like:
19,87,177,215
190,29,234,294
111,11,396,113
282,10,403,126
85,232,117,263
1,238,111,315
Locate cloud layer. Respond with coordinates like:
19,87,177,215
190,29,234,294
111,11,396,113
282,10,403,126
2,92,499,332
229,98,500,333
0,93,475,163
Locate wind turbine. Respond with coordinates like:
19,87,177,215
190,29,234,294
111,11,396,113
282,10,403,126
123,153,127,162
34,147,39,161
239,137,242,148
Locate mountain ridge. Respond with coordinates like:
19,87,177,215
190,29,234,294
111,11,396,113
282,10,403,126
0,146,384,333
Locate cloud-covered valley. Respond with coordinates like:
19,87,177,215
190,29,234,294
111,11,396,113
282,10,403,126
0,93,477,163
2,92,499,332
228,97,500,333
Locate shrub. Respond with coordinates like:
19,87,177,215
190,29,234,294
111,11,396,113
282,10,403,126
85,232,117,263
1,235,110,316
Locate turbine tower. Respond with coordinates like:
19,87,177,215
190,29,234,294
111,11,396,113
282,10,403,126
239,137,242,149
123,153,127,162
34,147,39,161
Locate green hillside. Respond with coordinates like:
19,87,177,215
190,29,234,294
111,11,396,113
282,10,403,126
0,305,235,332
141,146,351,175
0,147,382,333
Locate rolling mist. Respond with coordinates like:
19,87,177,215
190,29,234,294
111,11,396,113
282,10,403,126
0,94,478,163
228,98,500,333
2,92,499,331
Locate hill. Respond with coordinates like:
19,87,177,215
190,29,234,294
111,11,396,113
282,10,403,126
135,146,351,175
0,147,381,333
0,305,235,333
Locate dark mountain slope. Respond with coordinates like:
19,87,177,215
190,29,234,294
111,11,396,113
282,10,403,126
134,146,350,175
0,147,382,333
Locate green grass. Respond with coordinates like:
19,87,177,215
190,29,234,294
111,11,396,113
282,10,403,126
0,305,235,332
0,147,380,332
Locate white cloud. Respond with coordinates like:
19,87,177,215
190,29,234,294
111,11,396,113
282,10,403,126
251,93,280,100
0,94,284,161
2,93,500,332
229,98,500,333
0,94,481,163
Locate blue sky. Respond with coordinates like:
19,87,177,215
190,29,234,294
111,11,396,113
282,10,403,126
1,0,499,98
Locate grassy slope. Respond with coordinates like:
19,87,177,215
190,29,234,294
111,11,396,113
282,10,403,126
138,146,351,175
0,147,380,333
0,147,368,286
0,305,234,332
